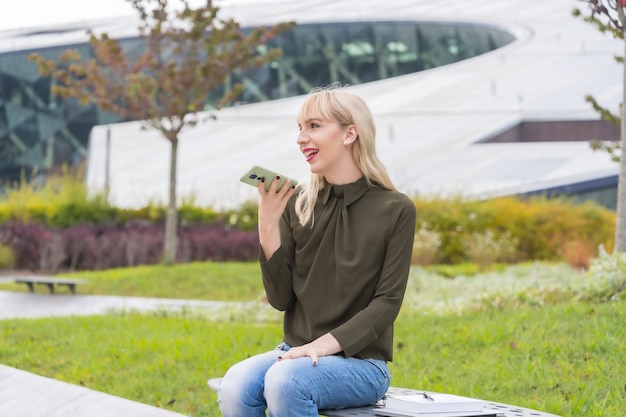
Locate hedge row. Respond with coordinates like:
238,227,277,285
0,178,617,271
0,167,259,231
0,199,258,231
412,195,615,267
0,222,259,272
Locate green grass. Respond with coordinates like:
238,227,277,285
1,261,265,300
0,261,624,417
0,313,282,416
392,302,625,416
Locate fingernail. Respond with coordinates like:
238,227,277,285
260,177,265,182
291,185,296,189
313,361,317,366
276,175,280,180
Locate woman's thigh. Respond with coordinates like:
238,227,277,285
265,355,390,411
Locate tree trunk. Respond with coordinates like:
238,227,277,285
163,136,179,264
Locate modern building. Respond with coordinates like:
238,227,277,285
0,0,622,209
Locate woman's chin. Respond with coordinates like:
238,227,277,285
308,163,321,175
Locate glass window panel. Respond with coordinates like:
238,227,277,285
418,23,460,67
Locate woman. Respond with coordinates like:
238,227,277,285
218,87,416,417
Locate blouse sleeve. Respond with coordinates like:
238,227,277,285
259,200,297,311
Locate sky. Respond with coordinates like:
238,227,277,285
0,0,265,32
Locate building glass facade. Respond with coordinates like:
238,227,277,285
0,20,515,185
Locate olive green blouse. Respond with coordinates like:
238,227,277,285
259,177,416,361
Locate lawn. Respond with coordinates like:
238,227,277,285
0,261,624,417
0,261,265,300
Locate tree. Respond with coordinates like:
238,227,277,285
30,0,294,263
573,0,626,252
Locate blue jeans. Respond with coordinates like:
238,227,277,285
217,342,390,417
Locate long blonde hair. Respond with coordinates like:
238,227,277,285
295,87,396,226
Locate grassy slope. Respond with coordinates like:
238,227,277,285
0,261,624,416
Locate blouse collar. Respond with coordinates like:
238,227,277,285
320,176,371,206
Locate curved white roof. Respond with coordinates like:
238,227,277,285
80,0,622,209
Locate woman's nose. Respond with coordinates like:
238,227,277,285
296,131,307,145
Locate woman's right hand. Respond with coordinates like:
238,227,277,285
257,175,297,259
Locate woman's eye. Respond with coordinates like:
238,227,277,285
311,123,319,128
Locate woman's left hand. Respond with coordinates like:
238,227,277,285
277,333,342,366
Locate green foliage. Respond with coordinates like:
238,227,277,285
579,245,626,301
404,262,585,313
572,3,624,40
572,3,624,160
0,170,249,229
424,262,481,278
223,199,260,231
462,229,519,267
0,244,15,269
178,202,220,225
413,195,615,266
0,170,617,267
0,166,118,226
585,95,622,162
411,222,442,266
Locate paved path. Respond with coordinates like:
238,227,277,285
0,290,240,416
0,290,239,319
0,364,189,417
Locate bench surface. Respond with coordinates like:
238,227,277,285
14,276,88,294
207,378,562,417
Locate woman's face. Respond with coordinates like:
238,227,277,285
297,115,353,180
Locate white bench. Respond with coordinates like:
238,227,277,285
207,378,562,417
14,276,88,295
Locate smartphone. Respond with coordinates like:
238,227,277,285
240,165,298,192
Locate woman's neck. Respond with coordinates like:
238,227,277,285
324,164,363,185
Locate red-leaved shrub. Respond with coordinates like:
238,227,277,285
0,222,259,272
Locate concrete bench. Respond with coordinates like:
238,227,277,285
14,276,88,295
207,378,562,417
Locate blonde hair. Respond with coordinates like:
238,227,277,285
295,87,396,226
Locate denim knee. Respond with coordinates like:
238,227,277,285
265,360,316,417
218,349,283,417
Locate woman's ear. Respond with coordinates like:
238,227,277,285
343,125,358,145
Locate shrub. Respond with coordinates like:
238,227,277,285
562,239,597,270
520,197,614,261
461,229,519,268
223,200,259,231
414,195,615,266
580,245,626,301
0,222,50,272
0,222,259,272
411,223,442,266
0,244,15,270
177,224,259,263
0,169,618,269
